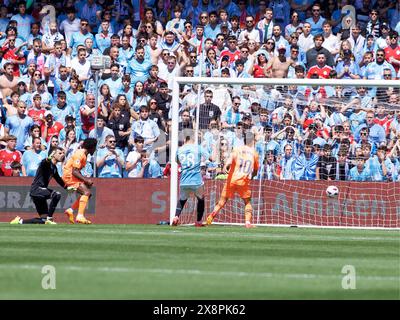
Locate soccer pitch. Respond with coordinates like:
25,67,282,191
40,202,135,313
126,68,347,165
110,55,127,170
0,224,399,300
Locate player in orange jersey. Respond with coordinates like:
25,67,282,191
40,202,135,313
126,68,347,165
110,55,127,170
62,138,97,224
206,132,259,228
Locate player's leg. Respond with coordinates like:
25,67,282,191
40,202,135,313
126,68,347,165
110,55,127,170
240,186,254,228
194,185,205,227
206,184,230,225
47,190,62,221
64,184,80,224
19,196,48,224
75,183,92,224
173,186,193,226
243,197,255,228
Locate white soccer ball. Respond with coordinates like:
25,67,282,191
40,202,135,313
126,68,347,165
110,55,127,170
326,185,339,198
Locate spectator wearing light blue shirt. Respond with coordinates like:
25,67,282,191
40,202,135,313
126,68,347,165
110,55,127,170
10,2,34,41
101,63,123,98
21,137,47,177
293,139,319,180
5,101,33,152
68,18,96,57
51,91,74,126
279,143,296,179
95,20,112,54
65,78,85,127
305,3,326,36
126,46,152,84
349,157,371,181
89,116,115,149
363,49,396,97
204,11,222,40
0,5,9,33
96,134,125,178
222,96,243,130
356,111,386,146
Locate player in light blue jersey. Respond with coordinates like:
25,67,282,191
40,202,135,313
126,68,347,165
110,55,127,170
172,133,210,227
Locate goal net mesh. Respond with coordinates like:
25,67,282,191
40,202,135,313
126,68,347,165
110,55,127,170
172,79,400,229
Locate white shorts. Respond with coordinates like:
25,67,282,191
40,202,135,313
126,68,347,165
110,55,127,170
179,185,205,201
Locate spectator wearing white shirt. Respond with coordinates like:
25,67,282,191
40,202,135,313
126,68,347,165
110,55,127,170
298,22,314,53
69,47,91,83
321,21,339,56
42,22,64,54
130,105,160,151
59,7,80,47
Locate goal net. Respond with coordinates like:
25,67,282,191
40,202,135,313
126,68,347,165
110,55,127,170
170,78,400,229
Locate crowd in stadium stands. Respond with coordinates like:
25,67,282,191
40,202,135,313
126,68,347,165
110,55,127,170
0,0,399,181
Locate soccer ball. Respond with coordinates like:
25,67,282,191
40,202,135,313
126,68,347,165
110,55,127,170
326,185,339,198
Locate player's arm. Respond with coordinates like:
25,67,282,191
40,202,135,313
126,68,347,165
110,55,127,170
222,153,234,174
21,164,26,177
54,171,67,189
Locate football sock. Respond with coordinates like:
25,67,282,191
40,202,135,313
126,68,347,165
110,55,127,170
196,197,205,222
77,195,89,217
22,218,45,224
175,199,188,217
245,203,252,224
71,197,81,211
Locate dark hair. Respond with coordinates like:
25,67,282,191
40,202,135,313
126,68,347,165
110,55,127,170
30,124,42,135
135,45,145,52
97,114,107,122
32,136,41,144
134,135,145,143
304,139,314,147
294,65,305,73
235,58,245,66
65,7,75,14
10,161,22,169
82,138,97,150
140,105,149,112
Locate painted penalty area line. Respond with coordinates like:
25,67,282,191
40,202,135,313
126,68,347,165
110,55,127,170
0,264,398,282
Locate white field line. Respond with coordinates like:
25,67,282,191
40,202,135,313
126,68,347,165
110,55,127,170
0,264,398,282
0,227,399,242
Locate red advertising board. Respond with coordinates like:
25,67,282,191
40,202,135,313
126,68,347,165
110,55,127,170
0,178,398,227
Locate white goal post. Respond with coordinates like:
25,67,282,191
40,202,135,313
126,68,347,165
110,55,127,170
170,77,400,229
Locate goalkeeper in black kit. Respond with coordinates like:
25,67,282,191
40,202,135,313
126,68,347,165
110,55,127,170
10,147,68,225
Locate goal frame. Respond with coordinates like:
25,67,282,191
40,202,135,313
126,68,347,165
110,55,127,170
170,77,400,229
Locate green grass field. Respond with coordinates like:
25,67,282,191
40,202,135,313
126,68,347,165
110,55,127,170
0,223,399,300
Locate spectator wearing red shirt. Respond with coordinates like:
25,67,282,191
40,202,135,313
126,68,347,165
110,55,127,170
384,30,400,74
305,73,327,102
0,37,26,76
219,35,240,65
80,93,96,135
374,104,394,136
0,135,23,176
27,93,45,126
41,111,64,143
307,53,333,79
252,50,269,78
